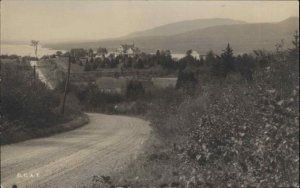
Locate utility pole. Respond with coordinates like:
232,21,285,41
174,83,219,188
61,55,72,115
33,64,36,81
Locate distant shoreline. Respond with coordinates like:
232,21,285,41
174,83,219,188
1,44,64,57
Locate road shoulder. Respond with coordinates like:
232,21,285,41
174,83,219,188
1,113,89,145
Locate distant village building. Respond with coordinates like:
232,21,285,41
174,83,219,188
200,54,207,60
95,53,112,59
79,57,88,63
95,77,128,94
117,44,140,56
171,50,202,61
190,50,200,60
126,48,134,55
95,54,103,59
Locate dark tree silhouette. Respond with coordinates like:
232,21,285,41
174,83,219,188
288,30,299,62
211,43,235,77
176,69,198,94
125,80,145,100
30,40,39,59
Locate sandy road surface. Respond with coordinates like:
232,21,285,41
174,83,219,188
1,113,151,188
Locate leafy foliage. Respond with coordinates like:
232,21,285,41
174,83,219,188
184,83,298,187
70,48,88,58
176,69,198,94
144,34,299,187
1,62,61,128
211,43,235,77
125,80,145,100
288,30,299,62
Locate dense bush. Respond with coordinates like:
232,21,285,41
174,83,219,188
125,80,145,100
146,87,185,137
85,87,124,109
176,68,198,94
1,63,62,128
146,38,299,186
63,83,124,112
87,32,299,187
184,82,298,187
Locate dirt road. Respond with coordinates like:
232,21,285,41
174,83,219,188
1,113,151,188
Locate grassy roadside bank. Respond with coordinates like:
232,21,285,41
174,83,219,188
1,58,88,145
1,113,89,145
91,132,198,188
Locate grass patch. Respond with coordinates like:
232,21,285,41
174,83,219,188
90,132,204,188
1,113,89,145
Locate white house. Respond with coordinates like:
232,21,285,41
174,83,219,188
191,50,200,60
200,54,207,60
117,44,140,56
127,48,134,55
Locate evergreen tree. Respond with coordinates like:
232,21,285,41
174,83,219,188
235,54,255,81
221,43,235,72
288,30,299,62
212,43,235,77
156,50,161,57
205,50,216,66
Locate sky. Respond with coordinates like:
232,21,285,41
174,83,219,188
1,1,299,43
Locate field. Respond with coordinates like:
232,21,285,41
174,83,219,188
38,57,178,93
152,77,177,88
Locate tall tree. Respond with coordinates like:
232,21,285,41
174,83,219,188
30,40,39,59
176,69,198,94
205,50,216,66
288,30,299,62
221,43,235,76
235,54,255,81
88,49,94,57
56,51,63,57
210,44,235,78
70,48,87,59
155,50,161,57
186,49,193,57
97,47,108,57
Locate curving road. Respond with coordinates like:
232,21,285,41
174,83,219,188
1,113,151,188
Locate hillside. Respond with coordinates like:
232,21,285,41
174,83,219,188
126,18,246,37
46,17,299,54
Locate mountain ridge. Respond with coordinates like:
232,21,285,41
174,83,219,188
126,18,247,38
45,17,299,54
